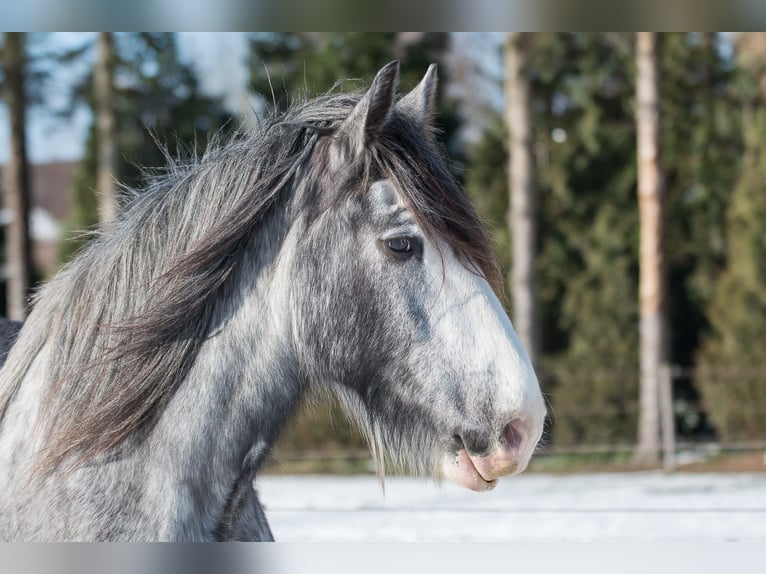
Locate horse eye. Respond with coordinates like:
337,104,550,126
386,237,412,254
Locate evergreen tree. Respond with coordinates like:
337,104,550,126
660,33,742,435
662,34,740,362
464,119,510,273
1,33,33,320
505,32,540,365
61,33,232,261
524,33,639,446
93,32,118,224
467,34,641,445
635,31,667,467
697,33,766,441
466,33,743,447
0,33,62,301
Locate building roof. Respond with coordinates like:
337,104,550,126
0,161,78,222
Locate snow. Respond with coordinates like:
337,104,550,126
256,472,766,541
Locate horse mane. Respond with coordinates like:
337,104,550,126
0,89,500,473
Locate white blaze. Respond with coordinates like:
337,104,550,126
424,238,544,423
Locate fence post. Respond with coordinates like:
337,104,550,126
659,362,676,471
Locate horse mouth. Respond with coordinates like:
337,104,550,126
440,448,499,492
441,421,534,491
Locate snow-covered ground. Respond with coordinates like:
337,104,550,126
257,472,766,541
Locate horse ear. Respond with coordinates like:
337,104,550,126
397,64,438,126
338,60,400,154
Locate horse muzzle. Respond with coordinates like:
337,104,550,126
440,417,540,491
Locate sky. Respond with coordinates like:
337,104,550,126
0,32,252,164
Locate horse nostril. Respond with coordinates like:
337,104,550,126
502,419,524,450
453,428,491,456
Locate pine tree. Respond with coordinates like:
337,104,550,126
467,34,641,446
634,32,667,467
1,33,33,320
528,34,640,446
505,32,539,365
93,32,118,224
696,33,766,441
466,33,743,447
660,33,742,436
464,119,510,273
61,33,232,261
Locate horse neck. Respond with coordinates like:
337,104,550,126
0,175,308,539
138,208,303,535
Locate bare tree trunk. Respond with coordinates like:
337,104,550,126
505,32,539,366
634,32,668,467
2,33,33,321
94,32,118,224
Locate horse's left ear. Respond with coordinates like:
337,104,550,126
397,64,438,127
338,60,400,155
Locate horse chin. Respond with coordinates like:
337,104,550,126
440,450,499,492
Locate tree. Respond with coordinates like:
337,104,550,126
525,34,639,447
61,33,233,261
1,33,33,320
464,120,509,272
465,34,641,447
505,32,539,366
696,33,766,441
658,34,742,437
634,33,668,466
465,33,743,448
93,32,118,224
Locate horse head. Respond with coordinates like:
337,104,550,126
287,61,546,490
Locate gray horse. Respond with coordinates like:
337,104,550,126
0,62,546,541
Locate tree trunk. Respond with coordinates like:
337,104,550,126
505,32,539,366
2,33,33,321
634,32,668,467
94,32,118,224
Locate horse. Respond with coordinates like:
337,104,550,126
0,61,546,541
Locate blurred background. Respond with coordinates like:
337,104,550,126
1,32,765,484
